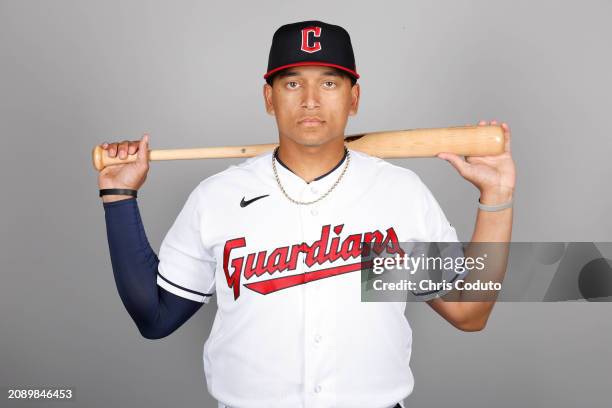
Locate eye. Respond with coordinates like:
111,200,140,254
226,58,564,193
286,81,299,89
323,81,337,89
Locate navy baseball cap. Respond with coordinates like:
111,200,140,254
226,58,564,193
264,20,359,82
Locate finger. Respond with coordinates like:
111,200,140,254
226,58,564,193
137,134,149,166
491,120,498,126
502,122,511,153
118,140,130,160
101,142,108,149
108,143,118,158
438,152,471,176
128,141,139,155
478,120,487,126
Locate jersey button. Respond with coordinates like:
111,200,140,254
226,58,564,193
314,334,322,343
314,385,322,393
310,208,318,216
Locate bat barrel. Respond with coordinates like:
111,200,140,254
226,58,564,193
346,125,504,158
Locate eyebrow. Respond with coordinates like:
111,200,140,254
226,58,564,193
277,69,343,79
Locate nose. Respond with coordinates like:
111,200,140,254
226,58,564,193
301,84,320,109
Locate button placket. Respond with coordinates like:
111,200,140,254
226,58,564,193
273,161,346,405
305,209,323,404
299,179,336,405
299,186,318,404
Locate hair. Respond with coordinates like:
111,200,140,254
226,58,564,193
266,68,357,87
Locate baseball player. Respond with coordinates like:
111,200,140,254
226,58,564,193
98,21,515,408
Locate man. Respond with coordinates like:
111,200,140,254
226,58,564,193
98,20,514,408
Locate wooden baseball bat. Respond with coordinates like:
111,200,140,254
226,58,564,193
92,125,504,171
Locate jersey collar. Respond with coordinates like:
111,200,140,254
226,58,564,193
273,147,348,185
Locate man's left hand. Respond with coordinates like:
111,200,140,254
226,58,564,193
437,120,516,204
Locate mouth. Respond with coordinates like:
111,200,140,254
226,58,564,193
298,117,325,127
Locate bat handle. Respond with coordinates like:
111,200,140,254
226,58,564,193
92,145,144,171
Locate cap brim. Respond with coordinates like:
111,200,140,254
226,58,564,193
264,61,360,80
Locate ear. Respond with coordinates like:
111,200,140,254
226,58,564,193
263,83,275,116
348,82,360,116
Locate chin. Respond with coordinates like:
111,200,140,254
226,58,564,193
291,130,337,147
297,138,334,148
298,139,328,147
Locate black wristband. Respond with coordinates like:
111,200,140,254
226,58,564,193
99,188,138,198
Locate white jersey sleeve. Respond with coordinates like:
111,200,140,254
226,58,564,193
157,184,216,303
412,177,469,300
418,176,459,242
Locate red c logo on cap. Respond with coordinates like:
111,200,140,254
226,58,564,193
301,27,322,53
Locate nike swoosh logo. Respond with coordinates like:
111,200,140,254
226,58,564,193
240,194,269,208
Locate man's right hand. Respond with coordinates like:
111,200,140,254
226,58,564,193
98,133,150,203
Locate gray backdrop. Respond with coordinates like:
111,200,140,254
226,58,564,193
1,0,611,407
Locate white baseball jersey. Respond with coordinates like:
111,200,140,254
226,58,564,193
156,149,459,408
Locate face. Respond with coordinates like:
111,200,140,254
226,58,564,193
263,65,360,148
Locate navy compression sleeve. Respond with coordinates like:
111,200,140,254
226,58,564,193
103,198,203,339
